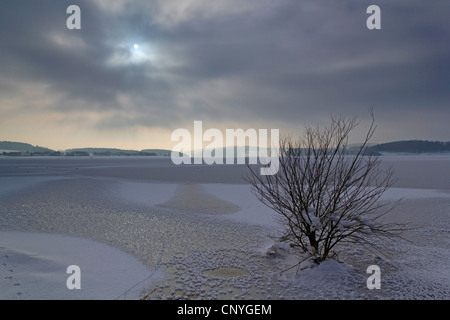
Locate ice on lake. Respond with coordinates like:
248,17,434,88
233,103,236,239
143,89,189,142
0,155,449,299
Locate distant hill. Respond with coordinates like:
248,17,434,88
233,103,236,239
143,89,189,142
0,141,54,153
65,147,173,156
2,140,450,157
141,149,173,157
0,141,174,157
368,140,450,154
65,147,140,156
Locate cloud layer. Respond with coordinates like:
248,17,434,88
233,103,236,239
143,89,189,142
0,0,449,149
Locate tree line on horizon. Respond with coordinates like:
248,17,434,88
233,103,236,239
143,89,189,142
0,141,172,157
1,139,450,157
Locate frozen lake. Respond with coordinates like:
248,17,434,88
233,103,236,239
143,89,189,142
0,155,449,299
2,154,450,187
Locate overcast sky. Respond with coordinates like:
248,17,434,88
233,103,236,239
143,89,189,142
0,0,449,150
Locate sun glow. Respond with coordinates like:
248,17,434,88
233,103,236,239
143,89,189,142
105,42,157,67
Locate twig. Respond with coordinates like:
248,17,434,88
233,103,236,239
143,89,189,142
114,246,165,300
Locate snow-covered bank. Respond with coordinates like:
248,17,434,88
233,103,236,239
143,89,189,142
0,232,164,300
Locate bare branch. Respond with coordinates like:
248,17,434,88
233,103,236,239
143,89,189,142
246,111,405,262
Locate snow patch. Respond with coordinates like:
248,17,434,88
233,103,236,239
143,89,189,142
0,232,164,300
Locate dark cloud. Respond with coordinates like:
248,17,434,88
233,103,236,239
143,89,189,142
0,0,449,147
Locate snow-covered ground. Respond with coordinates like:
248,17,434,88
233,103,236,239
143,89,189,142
0,156,449,299
0,231,164,300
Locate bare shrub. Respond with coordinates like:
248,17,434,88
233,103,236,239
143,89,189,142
246,110,404,263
